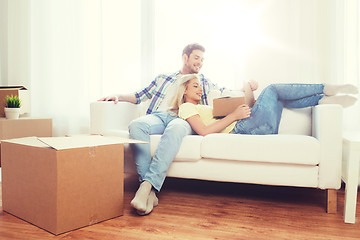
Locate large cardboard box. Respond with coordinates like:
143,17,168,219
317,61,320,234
213,97,245,117
0,117,52,167
1,136,143,235
0,86,30,116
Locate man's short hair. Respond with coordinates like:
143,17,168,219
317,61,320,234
182,43,205,57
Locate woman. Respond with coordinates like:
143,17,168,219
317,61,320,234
171,74,357,136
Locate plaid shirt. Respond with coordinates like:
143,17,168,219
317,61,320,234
135,71,224,114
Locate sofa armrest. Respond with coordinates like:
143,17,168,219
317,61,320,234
312,104,343,189
90,101,140,135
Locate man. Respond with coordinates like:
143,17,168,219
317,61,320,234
100,43,224,215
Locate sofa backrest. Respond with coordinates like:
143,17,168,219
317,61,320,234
90,100,313,136
137,91,313,136
278,107,312,135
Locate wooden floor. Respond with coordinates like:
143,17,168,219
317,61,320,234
0,174,360,240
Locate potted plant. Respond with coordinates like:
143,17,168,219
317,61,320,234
4,94,21,119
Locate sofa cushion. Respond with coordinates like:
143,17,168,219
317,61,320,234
201,133,320,165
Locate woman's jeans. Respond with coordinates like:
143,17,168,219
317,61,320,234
128,111,192,192
232,83,325,135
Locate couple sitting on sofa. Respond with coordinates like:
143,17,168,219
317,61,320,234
99,43,358,216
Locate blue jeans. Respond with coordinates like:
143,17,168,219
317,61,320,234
232,83,325,135
128,111,192,192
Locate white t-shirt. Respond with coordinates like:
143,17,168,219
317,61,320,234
156,74,183,111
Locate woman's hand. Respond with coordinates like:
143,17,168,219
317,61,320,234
230,104,251,120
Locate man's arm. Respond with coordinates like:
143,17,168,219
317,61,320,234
98,75,161,104
98,93,137,104
243,80,256,108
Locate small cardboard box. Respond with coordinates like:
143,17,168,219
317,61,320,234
0,86,30,116
0,117,52,167
1,136,144,235
0,117,52,140
213,97,245,117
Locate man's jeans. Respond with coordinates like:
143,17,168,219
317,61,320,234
233,83,325,135
129,111,192,192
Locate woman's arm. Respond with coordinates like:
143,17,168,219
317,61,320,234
186,104,251,136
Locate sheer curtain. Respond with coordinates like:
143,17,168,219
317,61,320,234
342,0,360,131
30,0,141,136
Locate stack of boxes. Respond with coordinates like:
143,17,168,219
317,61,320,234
0,86,52,166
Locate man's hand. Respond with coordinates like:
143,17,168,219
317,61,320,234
98,96,120,104
98,94,137,104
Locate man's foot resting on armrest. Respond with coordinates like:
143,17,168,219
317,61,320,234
323,84,358,96
319,95,357,108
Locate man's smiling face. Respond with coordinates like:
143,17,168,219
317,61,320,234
184,49,204,74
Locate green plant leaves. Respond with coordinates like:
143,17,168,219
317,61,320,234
5,95,21,108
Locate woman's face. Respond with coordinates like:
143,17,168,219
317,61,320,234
184,78,203,104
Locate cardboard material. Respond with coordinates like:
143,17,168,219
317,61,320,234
0,117,52,167
213,97,245,117
0,117,52,140
0,86,30,116
1,136,144,235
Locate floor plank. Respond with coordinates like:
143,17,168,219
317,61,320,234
0,174,359,239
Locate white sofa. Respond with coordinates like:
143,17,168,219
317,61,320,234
90,101,343,213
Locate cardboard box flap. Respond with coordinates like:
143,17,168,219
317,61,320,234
2,137,50,148
38,136,146,150
0,86,27,90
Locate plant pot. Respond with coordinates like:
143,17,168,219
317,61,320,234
4,107,20,119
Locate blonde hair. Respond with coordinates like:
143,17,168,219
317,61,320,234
168,74,199,114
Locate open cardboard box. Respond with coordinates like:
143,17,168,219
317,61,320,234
0,86,30,116
1,135,145,235
213,96,245,117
